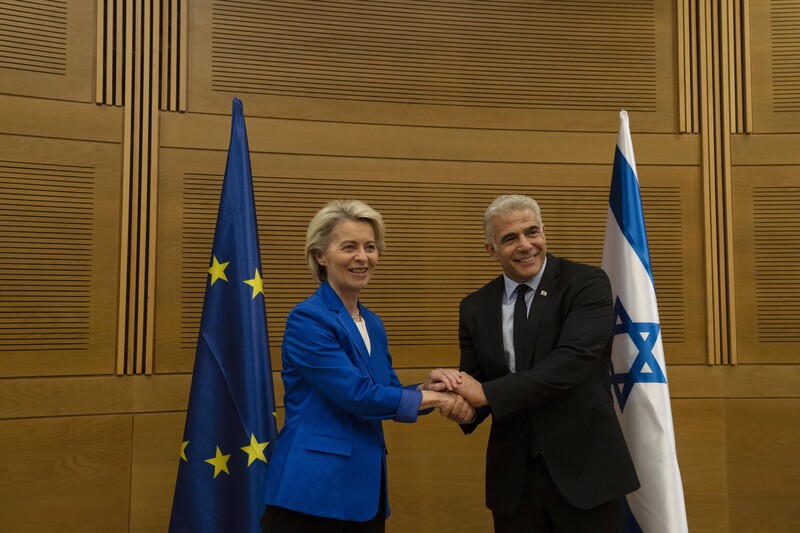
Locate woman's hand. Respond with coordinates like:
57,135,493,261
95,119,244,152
418,368,463,391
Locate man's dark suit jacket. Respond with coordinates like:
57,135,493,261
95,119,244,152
459,253,639,516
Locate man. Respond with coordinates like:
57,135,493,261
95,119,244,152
447,194,639,532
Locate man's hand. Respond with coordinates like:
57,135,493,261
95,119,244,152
418,368,463,391
453,372,488,407
438,393,476,424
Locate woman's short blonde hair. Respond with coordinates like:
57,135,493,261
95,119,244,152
305,199,385,283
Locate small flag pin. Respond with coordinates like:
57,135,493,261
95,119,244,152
540,290,548,297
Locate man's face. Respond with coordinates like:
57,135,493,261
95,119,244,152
486,209,547,283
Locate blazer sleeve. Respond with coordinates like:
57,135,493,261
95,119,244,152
483,267,614,418
283,304,422,422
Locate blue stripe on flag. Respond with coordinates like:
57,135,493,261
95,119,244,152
609,146,654,285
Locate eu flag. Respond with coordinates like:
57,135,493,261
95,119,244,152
601,110,688,532
169,98,278,533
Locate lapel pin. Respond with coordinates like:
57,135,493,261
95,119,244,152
540,290,548,297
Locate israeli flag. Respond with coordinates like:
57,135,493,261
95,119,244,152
602,110,689,532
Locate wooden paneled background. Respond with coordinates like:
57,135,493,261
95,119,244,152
1,0,799,531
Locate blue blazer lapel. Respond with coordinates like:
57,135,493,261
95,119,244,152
317,283,375,376
340,306,372,363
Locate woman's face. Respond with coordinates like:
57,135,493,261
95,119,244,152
315,219,379,299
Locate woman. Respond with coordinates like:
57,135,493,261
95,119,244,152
262,199,470,532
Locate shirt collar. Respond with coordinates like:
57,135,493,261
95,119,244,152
502,257,548,301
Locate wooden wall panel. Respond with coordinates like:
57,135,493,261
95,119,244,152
0,415,133,533
156,132,706,372
0,0,94,102
0,94,123,141
1,1,799,532
672,399,729,533
0,134,121,377
384,393,492,531
749,0,800,132
129,412,185,533
731,165,800,363
0,370,794,532
726,399,800,532
188,0,677,131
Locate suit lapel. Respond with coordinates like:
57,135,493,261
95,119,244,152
520,255,560,370
484,276,508,370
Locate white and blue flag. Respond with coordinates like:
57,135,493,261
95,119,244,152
602,110,689,533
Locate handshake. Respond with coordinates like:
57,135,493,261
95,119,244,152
417,368,487,425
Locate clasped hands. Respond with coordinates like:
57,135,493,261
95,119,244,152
417,369,487,424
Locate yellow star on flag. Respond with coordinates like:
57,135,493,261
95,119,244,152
244,268,264,299
179,440,189,461
241,434,269,466
208,256,229,285
205,446,231,478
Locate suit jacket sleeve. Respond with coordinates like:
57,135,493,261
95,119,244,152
458,296,493,434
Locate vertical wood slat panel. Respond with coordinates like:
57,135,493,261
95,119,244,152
698,0,743,365
725,0,736,133
720,0,738,364
146,0,161,374
179,0,187,111
711,0,726,365
136,0,152,374
699,0,721,365
677,0,685,132
118,0,135,375
161,0,170,109
156,0,186,112
170,0,179,110
96,0,180,369
115,0,124,105
113,0,168,374
726,0,752,135
741,0,752,132
714,0,729,364
678,0,701,134
130,0,143,374
733,0,743,133
95,0,104,103
690,0,700,133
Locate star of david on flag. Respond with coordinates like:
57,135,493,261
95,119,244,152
601,110,688,532
609,297,667,412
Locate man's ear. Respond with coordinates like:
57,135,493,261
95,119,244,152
485,243,497,259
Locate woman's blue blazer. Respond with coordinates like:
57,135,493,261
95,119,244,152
262,282,422,521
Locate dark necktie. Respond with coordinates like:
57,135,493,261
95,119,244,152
513,284,529,368
514,283,541,457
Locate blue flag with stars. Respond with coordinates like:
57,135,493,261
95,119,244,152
601,110,688,533
169,98,278,533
